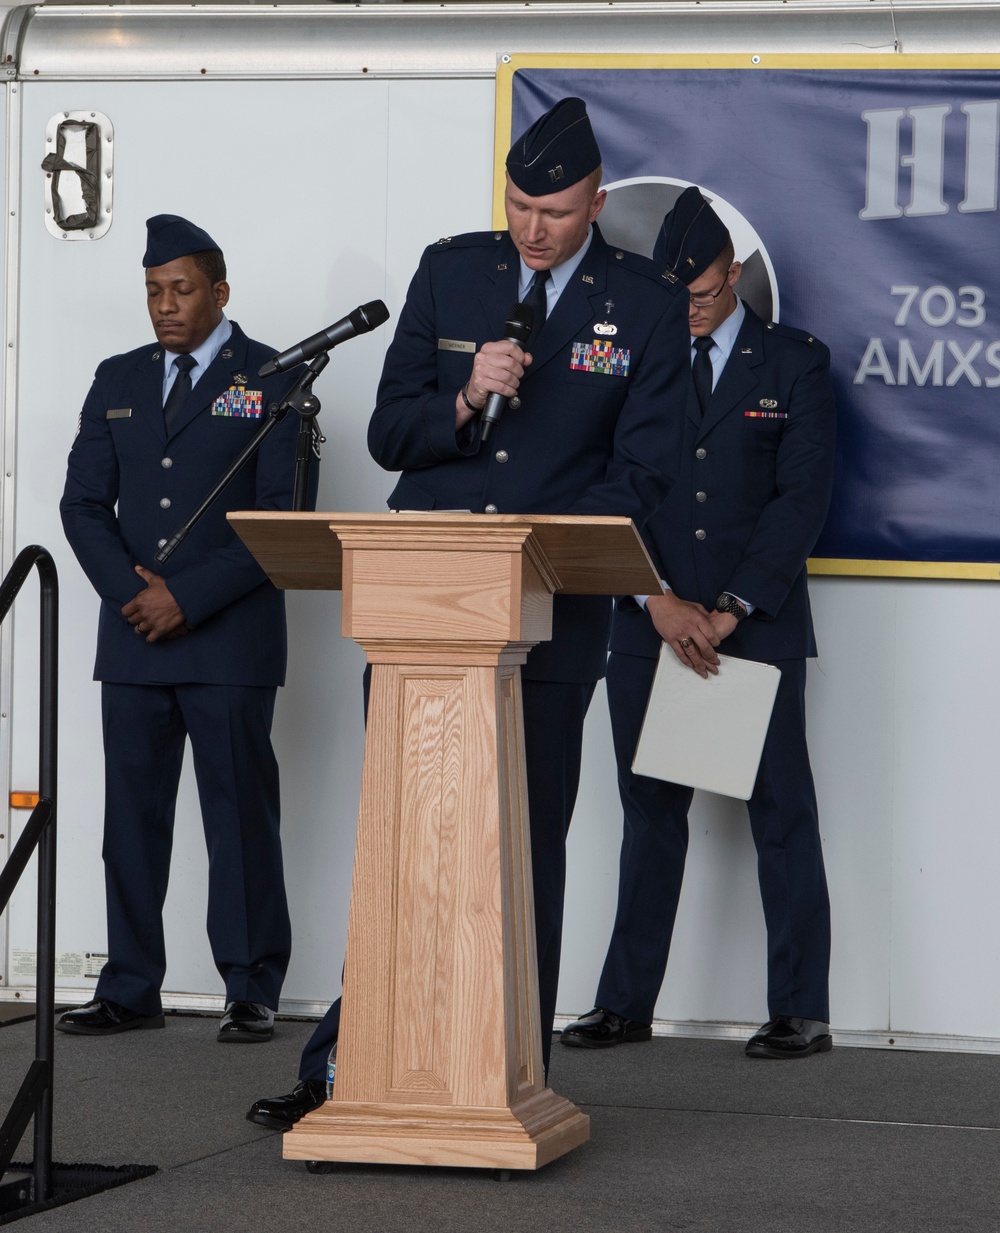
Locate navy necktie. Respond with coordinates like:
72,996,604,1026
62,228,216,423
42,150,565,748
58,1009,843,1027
692,335,715,416
524,269,550,350
163,353,197,436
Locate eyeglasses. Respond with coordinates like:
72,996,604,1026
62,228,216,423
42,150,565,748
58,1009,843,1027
689,268,734,309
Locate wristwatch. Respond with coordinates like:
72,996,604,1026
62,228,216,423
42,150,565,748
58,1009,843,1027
715,592,749,623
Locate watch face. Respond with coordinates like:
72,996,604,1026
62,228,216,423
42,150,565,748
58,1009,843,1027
717,593,746,620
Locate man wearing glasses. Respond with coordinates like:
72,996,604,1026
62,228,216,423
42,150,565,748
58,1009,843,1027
562,187,837,1060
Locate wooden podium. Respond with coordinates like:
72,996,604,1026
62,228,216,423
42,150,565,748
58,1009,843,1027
229,512,661,1171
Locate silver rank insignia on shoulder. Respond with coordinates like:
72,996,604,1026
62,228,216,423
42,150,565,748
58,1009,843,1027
233,372,248,385
593,322,618,337
582,274,594,285
222,348,234,359
760,398,778,409
437,236,453,245
151,351,161,361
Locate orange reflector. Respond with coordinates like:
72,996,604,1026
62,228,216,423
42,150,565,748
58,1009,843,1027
10,792,40,809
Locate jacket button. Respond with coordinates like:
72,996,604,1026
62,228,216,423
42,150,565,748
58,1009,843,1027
495,450,509,463
161,457,173,468
157,538,167,549
695,448,707,459
696,491,707,502
695,529,707,540
509,396,521,411
484,503,498,514
159,497,171,509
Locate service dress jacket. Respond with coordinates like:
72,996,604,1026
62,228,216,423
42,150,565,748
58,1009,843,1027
61,321,308,687
368,226,689,682
611,303,837,664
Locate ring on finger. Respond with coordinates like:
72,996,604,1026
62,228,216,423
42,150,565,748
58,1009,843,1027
679,637,692,650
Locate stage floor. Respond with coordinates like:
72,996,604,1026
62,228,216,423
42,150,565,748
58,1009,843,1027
0,1012,995,1231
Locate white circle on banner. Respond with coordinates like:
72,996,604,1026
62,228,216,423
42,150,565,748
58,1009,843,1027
599,176,780,323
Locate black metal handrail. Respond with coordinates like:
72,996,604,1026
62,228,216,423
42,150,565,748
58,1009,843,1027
0,545,59,1206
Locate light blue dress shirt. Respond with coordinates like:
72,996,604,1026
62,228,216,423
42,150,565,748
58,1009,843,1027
517,226,595,313
162,315,233,402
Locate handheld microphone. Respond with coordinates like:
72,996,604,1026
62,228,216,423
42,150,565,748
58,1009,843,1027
480,303,534,443
258,299,390,377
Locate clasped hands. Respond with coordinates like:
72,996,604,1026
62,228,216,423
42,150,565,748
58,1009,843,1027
645,592,739,679
122,565,189,643
455,340,533,430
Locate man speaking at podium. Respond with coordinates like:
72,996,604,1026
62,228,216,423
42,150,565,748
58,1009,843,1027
59,215,310,1045
248,96,689,1129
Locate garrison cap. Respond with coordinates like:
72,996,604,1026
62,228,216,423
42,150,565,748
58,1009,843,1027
143,214,221,268
506,97,601,196
653,186,730,285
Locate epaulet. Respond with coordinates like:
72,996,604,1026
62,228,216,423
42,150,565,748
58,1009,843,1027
609,246,680,289
428,230,506,253
764,321,826,349
98,342,160,371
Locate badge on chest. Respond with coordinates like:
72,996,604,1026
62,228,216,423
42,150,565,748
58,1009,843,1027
570,340,630,377
212,386,264,419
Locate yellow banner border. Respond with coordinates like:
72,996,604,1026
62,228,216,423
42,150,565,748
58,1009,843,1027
808,559,1000,581
493,53,1000,584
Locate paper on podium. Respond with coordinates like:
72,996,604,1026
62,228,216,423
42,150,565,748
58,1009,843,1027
632,645,781,801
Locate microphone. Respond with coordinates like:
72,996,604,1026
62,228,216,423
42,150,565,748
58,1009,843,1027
480,302,534,442
258,300,390,377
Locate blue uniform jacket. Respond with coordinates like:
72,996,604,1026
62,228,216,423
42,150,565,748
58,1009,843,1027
610,305,836,664
368,226,689,682
61,321,309,686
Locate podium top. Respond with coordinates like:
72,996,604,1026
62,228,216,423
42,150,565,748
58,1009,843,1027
229,511,663,596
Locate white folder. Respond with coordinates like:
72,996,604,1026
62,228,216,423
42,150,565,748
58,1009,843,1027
631,645,781,801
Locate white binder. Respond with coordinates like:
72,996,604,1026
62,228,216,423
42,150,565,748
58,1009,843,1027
632,645,781,801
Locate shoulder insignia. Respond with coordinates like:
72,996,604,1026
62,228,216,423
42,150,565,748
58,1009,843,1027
428,230,506,256
767,321,826,349
610,246,683,291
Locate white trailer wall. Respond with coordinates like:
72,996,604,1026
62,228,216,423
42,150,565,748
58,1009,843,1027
2,3,999,1052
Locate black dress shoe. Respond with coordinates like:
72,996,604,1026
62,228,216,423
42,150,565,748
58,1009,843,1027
55,998,165,1036
745,1016,833,1059
217,1001,274,1043
561,1006,653,1049
246,1080,327,1131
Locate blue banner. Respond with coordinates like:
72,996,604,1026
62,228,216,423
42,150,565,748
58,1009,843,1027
501,59,1000,577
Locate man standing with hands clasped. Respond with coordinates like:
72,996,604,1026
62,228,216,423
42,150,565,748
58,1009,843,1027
247,96,690,1131
59,215,313,1045
562,188,837,1060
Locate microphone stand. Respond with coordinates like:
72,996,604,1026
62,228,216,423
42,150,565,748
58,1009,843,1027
155,352,328,566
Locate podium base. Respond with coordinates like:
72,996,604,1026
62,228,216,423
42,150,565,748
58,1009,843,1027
282,1087,590,1170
